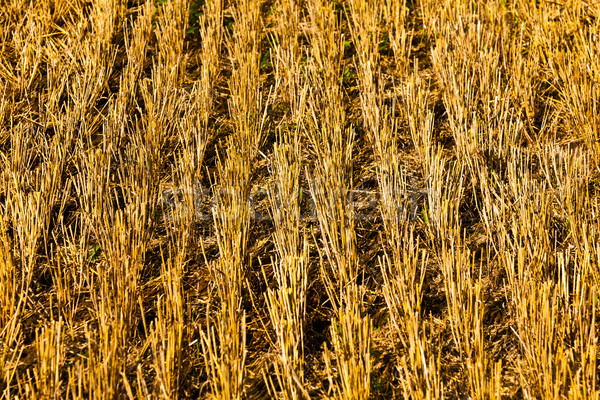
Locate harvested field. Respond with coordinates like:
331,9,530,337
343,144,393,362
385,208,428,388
1,0,599,398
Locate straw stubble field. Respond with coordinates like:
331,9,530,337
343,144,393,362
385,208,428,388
0,0,599,398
